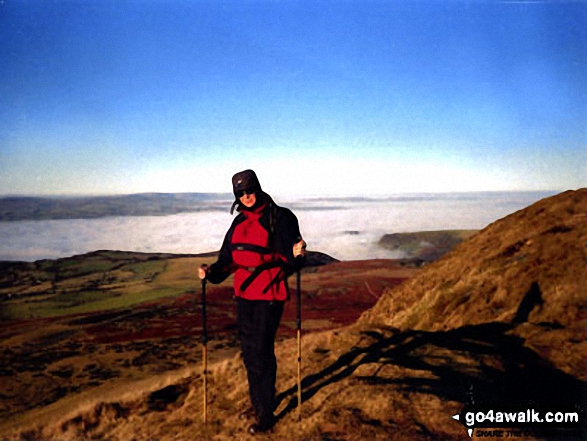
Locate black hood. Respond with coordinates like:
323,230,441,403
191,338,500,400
231,169,262,197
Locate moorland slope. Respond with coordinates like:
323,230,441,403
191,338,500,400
361,188,586,379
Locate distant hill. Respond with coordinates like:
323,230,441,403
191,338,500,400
0,193,234,220
1,190,585,440
378,229,478,262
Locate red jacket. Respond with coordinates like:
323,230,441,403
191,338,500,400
206,194,302,301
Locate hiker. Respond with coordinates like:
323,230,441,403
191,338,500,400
198,169,306,434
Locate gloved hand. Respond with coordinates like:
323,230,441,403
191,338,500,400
293,239,307,258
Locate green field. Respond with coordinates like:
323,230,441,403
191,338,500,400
0,251,214,320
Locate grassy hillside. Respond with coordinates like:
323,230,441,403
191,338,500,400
0,250,418,435
0,251,210,319
361,189,587,380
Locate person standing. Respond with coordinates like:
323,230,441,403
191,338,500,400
198,169,306,434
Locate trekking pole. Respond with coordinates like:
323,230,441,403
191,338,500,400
201,278,208,428
296,257,303,421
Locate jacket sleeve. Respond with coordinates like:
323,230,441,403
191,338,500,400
206,219,236,284
273,207,303,276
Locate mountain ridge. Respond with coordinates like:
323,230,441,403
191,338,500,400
0,193,234,221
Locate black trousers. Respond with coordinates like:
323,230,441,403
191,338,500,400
236,297,284,418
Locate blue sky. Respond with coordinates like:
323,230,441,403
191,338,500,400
1,0,585,196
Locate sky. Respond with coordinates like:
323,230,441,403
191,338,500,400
0,0,585,197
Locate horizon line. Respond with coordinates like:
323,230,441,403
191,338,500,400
0,188,567,199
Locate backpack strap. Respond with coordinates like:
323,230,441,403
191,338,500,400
267,202,276,252
230,243,272,255
238,260,286,293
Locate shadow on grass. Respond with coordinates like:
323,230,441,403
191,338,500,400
276,321,586,438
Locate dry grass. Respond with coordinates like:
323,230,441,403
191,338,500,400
361,189,586,352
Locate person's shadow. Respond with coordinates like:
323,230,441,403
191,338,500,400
276,282,585,438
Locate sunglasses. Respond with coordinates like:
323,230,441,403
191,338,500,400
236,189,255,198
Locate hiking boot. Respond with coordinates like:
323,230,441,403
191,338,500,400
239,408,256,421
248,414,276,435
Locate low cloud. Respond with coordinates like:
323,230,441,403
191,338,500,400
0,192,555,262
